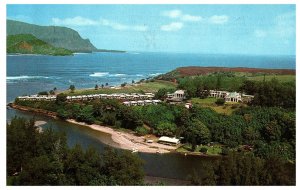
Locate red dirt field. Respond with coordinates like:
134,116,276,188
176,66,295,76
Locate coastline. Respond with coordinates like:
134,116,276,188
66,119,178,153
8,103,178,154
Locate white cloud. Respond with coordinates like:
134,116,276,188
52,16,148,32
99,19,148,31
162,9,202,22
181,14,203,22
52,16,97,26
209,15,229,24
254,30,267,38
161,22,183,31
162,10,182,18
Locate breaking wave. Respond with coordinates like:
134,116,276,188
6,76,49,80
149,73,162,76
89,72,109,77
90,72,127,77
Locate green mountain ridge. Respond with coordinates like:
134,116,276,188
7,19,97,53
7,34,73,56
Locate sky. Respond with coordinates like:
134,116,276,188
7,4,296,55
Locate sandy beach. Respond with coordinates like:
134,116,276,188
9,103,178,153
66,119,178,153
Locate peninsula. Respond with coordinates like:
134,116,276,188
9,66,296,159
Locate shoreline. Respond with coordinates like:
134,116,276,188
8,103,178,154
8,103,222,157
66,119,178,153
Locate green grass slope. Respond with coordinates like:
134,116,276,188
7,34,73,56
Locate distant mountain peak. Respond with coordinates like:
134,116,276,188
7,19,97,53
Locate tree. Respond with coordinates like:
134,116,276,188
49,90,55,95
121,82,127,87
56,93,67,104
102,147,144,185
155,122,177,136
95,84,99,90
101,84,104,88
69,85,75,93
18,155,65,185
216,74,222,90
105,83,109,86
154,88,168,100
38,91,49,95
132,80,135,84
77,105,94,124
7,117,145,186
57,108,70,120
184,119,211,151
262,121,281,142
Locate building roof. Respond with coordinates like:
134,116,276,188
158,136,180,144
227,92,241,98
174,90,185,94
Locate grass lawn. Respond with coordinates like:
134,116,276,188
191,97,244,115
62,80,177,96
247,74,295,83
177,144,222,155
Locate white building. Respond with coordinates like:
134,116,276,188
224,92,242,102
209,90,228,98
158,136,180,145
167,90,186,101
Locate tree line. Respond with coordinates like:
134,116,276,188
15,93,295,162
176,73,295,109
7,117,144,185
189,151,295,185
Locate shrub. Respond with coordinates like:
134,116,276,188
49,90,55,95
121,82,127,87
56,93,67,104
231,104,238,109
69,85,75,92
135,126,149,136
215,98,225,106
221,147,229,155
200,147,208,153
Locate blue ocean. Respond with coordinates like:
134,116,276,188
6,52,295,102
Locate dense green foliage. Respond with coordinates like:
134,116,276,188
176,73,295,109
154,88,175,100
189,151,295,185
7,34,73,56
133,102,295,161
240,79,295,108
177,73,245,98
7,117,144,185
7,20,97,52
15,96,295,162
15,99,143,131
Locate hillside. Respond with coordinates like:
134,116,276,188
156,66,295,81
7,20,97,53
7,34,73,56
